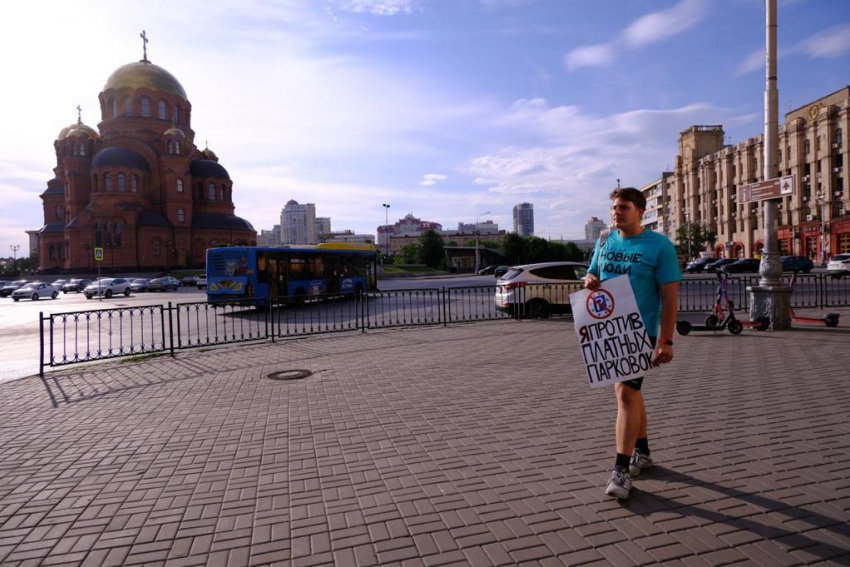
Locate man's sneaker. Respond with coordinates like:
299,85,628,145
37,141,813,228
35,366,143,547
605,466,632,499
629,450,654,477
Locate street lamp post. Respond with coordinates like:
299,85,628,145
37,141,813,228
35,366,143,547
817,191,827,265
10,244,19,276
474,211,490,274
381,204,390,263
684,211,692,262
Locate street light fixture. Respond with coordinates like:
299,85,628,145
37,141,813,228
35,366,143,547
474,211,490,274
381,204,390,263
10,244,19,276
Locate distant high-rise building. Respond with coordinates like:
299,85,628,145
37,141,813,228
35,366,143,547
513,203,534,236
281,200,317,244
315,217,331,242
584,217,607,240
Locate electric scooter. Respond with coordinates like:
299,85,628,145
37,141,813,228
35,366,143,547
676,268,771,335
788,269,840,327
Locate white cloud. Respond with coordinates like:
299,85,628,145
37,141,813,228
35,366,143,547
566,0,708,70
798,24,850,58
735,48,764,76
335,0,422,16
420,173,448,186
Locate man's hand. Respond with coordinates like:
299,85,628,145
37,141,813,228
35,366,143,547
652,343,673,367
584,273,600,291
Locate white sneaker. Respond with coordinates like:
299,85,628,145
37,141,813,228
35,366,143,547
629,451,654,477
605,467,632,499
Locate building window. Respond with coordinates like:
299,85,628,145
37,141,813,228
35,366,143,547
110,98,118,118
124,97,133,116
114,222,123,247
209,183,216,200
78,142,86,157
805,139,810,155
178,208,185,223
131,175,138,193
141,97,150,117
95,223,103,247
55,205,61,220
117,173,126,192
104,222,112,246
105,173,113,191
174,141,181,154
167,140,173,154
153,238,161,256
92,175,99,192
837,129,844,148
176,179,184,193
158,100,167,120
71,143,78,157
220,184,225,200
48,244,55,260
173,104,180,123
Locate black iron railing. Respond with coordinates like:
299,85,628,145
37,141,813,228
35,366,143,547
38,274,850,374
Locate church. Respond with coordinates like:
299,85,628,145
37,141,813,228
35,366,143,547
37,34,256,272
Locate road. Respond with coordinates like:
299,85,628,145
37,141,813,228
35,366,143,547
1,271,843,385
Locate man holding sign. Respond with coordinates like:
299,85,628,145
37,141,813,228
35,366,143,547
585,187,681,499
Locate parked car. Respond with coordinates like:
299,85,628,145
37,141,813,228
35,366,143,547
130,278,151,292
781,255,814,273
827,253,850,279
0,280,28,297
477,265,497,275
685,257,716,273
493,266,510,278
148,276,180,292
723,258,761,273
12,282,58,302
83,278,131,299
51,279,68,290
180,275,198,287
705,258,738,273
196,274,207,289
62,279,92,293
495,262,588,318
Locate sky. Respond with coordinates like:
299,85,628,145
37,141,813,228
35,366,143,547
1,0,849,256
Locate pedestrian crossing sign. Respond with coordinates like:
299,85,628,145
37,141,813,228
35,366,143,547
94,247,104,262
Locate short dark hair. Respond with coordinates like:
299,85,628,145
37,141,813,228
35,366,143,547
609,187,646,210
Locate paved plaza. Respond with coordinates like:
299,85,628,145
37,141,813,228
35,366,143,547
1,318,849,566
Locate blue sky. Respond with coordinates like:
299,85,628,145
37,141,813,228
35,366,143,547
1,0,848,255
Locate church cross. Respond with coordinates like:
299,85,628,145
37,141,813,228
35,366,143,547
76,105,82,124
140,30,149,62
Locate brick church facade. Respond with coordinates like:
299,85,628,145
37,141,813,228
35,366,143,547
38,50,256,272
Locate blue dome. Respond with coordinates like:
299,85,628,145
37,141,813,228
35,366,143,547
190,160,230,180
91,147,150,171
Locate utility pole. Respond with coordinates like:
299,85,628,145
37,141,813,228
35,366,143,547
10,245,19,275
750,0,792,329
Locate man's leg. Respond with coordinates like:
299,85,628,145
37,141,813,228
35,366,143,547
615,382,644,456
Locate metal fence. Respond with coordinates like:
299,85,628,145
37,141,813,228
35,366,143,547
39,274,850,373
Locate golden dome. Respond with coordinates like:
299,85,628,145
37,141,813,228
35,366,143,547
163,127,186,139
103,60,187,100
201,147,218,160
57,122,99,140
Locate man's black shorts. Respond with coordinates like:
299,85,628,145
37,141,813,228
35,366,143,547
621,336,657,391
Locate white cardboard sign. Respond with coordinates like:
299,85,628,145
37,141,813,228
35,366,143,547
569,275,655,387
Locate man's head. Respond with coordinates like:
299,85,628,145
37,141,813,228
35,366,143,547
609,187,645,234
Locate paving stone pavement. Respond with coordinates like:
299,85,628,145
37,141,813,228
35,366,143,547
1,319,849,567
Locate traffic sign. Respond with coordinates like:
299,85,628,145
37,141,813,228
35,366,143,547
738,175,794,203
94,247,104,262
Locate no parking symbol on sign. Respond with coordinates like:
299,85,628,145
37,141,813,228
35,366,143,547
569,275,655,387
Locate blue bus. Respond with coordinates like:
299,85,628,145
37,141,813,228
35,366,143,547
206,243,378,304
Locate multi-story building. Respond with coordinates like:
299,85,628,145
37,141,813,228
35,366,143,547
513,203,534,236
457,220,499,234
584,217,608,240
388,230,505,255
662,86,848,261
315,217,331,242
638,173,673,236
377,213,442,250
280,200,317,245
324,230,375,244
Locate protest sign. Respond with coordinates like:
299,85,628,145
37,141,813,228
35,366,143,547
569,275,655,387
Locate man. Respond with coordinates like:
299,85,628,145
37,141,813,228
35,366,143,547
585,187,681,499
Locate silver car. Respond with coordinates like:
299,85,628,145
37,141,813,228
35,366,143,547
12,282,58,302
84,278,131,299
827,253,850,279
495,262,588,318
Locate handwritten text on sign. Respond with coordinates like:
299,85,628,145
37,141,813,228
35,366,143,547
569,275,654,387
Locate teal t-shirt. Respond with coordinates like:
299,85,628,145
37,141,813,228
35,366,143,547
588,229,682,336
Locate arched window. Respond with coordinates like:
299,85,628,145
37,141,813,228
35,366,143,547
110,98,118,118
55,205,62,220
173,104,180,123
131,175,138,193
94,223,103,247
71,143,78,157
105,173,113,191
174,141,181,154
208,183,216,200
176,179,184,193
124,98,133,116
117,173,126,192
114,222,123,247
78,142,86,156
104,222,112,246
153,238,161,256
178,208,185,223
167,140,174,154
220,184,225,200
48,244,55,260
804,139,810,155
92,175,99,192
141,97,150,117
158,100,167,120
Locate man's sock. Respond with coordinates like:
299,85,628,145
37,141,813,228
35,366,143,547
635,437,650,455
615,453,631,470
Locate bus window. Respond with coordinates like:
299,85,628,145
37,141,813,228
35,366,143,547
309,257,324,278
257,253,267,283
289,257,306,279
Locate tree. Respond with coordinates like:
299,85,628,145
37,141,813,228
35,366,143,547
676,223,717,260
525,237,550,264
419,230,445,268
395,245,420,265
501,233,526,265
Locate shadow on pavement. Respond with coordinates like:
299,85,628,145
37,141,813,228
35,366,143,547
621,466,850,564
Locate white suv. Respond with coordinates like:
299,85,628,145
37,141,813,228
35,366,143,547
196,273,207,289
827,254,850,279
495,261,588,318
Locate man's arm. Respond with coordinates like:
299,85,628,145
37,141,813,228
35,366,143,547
653,281,679,366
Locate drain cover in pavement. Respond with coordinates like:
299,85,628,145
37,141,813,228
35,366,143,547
267,369,313,381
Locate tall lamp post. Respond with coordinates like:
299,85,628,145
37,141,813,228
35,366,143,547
684,211,692,262
381,204,390,264
474,211,490,274
10,244,19,275
816,191,827,265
